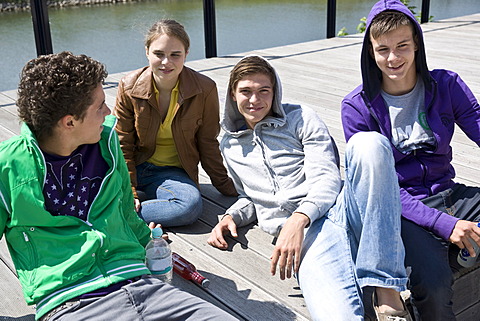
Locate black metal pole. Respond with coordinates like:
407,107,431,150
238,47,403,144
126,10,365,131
421,0,431,23
326,0,336,38
203,0,217,58
30,0,53,56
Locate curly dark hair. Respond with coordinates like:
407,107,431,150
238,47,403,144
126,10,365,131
17,51,108,140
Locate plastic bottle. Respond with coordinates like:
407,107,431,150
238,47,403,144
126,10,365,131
145,227,173,283
172,252,210,288
457,222,480,268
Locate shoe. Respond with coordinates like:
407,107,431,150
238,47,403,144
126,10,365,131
372,290,413,321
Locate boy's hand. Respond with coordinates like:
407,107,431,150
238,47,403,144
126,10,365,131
270,212,309,280
450,220,480,257
148,222,161,230
148,222,168,240
134,198,141,212
208,215,238,250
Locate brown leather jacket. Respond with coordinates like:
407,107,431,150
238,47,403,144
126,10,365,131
114,66,237,198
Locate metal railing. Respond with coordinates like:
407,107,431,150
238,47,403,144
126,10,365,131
30,0,53,56
30,0,432,58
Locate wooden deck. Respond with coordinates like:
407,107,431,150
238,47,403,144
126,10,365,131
1,13,480,321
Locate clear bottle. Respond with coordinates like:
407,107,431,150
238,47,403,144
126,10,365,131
457,222,480,268
145,227,173,283
172,252,210,288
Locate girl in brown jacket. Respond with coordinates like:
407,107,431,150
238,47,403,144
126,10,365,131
114,19,236,227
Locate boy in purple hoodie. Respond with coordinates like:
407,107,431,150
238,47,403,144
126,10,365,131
341,1,480,320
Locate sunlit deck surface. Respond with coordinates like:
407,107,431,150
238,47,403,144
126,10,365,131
1,13,479,321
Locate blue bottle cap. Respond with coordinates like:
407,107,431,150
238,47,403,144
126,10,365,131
152,227,164,239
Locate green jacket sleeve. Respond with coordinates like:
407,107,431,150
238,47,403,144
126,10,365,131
114,129,151,247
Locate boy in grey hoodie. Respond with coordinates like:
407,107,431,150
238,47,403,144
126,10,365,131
208,55,412,321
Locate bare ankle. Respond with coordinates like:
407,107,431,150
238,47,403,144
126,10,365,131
375,287,404,312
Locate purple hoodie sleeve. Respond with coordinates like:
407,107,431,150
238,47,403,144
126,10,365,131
447,71,480,146
341,92,372,142
400,188,458,240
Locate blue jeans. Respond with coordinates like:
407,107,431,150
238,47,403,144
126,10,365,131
403,184,480,321
136,163,203,227
298,132,408,321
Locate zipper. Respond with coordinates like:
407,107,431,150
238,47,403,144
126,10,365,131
413,151,432,197
22,230,38,286
87,125,117,222
362,92,387,135
81,219,108,277
254,128,279,193
417,83,437,197
423,80,439,153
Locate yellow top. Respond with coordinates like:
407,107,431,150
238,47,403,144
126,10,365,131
147,80,182,167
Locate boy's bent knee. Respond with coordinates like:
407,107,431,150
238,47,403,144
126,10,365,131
346,132,393,166
347,132,390,154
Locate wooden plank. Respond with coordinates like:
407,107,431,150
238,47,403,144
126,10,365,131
0,124,18,142
169,200,310,320
0,109,21,137
170,232,308,321
0,237,15,275
0,240,35,320
0,92,17,117
456,301,480,321
452,266,480,316
170,267,245,319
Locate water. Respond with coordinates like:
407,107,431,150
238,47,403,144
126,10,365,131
1,0,479,91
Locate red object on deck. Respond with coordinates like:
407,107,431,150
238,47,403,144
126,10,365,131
172,252,210,288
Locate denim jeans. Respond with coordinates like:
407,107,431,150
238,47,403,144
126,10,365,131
136,163,203,227
298,132,408,321
403,184,480,321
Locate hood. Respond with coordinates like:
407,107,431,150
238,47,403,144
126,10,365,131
221,55,285,135
361,0,432,100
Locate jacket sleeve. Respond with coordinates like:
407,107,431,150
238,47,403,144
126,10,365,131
0,149,11,240
113,79,140,198
0,189,8,240
400,72,479,240
341,97,373,142
114,131,151,246
450,72,480,146
400,188,458,240
197,84,238,196
293,106,341,224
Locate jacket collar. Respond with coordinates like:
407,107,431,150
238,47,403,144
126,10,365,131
130,66,201,107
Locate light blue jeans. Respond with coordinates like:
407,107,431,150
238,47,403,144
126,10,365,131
136,163,203,227
298,132,408,321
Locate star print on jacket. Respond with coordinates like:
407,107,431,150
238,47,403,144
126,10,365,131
42,143,108,221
